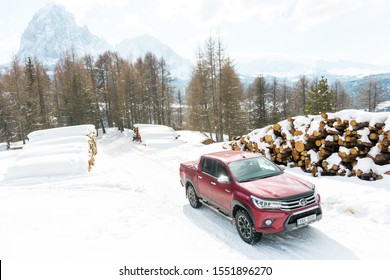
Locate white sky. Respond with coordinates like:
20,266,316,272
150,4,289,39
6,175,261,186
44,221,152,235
1,0,390,66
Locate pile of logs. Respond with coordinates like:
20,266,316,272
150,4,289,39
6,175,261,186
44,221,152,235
231,110,390,181
133,127,141,142
88,131,98,172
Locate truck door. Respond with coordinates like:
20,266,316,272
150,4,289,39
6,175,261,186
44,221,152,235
197,158,215,200
211,161,233,214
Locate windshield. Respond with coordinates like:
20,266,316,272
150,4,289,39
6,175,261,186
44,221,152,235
228,156,283,182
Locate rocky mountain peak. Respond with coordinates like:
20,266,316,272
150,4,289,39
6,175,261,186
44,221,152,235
17,3,110,66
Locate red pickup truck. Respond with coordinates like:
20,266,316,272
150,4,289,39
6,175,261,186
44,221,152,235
180,150,322,244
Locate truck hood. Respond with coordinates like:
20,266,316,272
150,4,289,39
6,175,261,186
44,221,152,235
239,172,313,199
181,160,198,168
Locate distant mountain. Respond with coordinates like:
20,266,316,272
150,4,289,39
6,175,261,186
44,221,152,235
17,3,110,66
12,3,390,94
16,3,192,82
238,57,390,98
115,35,192,80
237,57,390,81
343,73,390,96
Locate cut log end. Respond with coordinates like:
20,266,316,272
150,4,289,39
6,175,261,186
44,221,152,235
294,141,305,153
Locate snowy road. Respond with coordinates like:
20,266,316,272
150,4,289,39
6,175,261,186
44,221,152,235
1,128,389,260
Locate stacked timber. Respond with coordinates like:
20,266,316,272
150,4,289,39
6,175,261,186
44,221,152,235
4,125,97,181
132,124,179,148
231,110,390,181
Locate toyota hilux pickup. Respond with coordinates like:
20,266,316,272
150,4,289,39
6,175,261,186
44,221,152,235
179,150,322,244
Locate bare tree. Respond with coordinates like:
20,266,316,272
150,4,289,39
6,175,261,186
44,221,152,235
270,77,279,123
280,79,291,119
331,80,351,111
359,79,385,112
293,75,309,115
186,36,246,139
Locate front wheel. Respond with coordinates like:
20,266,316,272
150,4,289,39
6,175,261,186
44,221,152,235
187,184,202,208
235,210,262,244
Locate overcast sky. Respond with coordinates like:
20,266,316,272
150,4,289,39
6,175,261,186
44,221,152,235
1,0,390,66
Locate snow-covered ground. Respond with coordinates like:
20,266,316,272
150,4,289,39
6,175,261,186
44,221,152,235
1,128,390,261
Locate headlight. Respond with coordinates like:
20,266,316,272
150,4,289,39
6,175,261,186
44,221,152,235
251,195,282,210
312,185,320,202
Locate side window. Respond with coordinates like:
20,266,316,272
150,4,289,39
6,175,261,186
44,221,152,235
202,159,227,178
215,162,228,178
202,158,214,176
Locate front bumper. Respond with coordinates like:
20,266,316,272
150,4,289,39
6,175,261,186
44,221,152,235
283,205,322,232
253,204,322,233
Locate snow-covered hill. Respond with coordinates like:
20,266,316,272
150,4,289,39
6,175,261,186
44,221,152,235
238,57,390,79
0,127,389,261
115,35,192,80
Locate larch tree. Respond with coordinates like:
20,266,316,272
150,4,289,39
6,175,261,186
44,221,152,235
0,78,17,147
9,56,27,143
219,59,245,139
359,79,386,112
186,53,211,133
280,79,291,119
54,49,96,126
23,57,52,132
186,36,246,140
270,77,279,123
293,75,309,115
158,57,174,126
83,54,106,134
331,80,351,111
175,89,184,129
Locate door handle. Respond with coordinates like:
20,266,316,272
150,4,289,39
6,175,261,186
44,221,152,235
197,175,202,179
210,181,216,185
225,189,231,193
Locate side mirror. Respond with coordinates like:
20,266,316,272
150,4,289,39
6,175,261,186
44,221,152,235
279,165,285,171
217,175,230,184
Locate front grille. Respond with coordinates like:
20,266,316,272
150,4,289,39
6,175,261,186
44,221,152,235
280,192,316,211
288,207,322,224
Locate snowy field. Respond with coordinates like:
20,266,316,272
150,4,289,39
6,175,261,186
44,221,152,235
1,127,390,264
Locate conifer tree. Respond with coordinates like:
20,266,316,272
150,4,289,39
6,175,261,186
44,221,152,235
24,57,39,134
249,75,269,128
0,79,14,147
305,76,334,114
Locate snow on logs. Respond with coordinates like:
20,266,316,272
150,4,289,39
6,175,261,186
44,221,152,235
132,124,179,148
4,125,97,181
231,110,390,181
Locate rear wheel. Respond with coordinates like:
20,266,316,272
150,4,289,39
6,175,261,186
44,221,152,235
235,210,262,244
187,184,201,208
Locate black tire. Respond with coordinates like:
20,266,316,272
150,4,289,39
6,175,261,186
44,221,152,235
187,184,202,208
235,210,262,244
